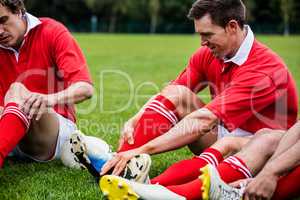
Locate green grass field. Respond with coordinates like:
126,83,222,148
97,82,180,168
0,34,300,199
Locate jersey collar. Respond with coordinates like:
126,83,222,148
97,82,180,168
0,13,41,51
24,13,42,37
224,25,254,66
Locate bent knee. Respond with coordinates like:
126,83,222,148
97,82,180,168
161,85,194,103
252,132,283,155
161,85,202,117
9,82,26,91
4,82,29,105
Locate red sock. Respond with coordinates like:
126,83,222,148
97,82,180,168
0,103,30,167
151,148,223,186
272,166,300,200
167,178,203,200
219,156,253,182
119,95,179,152
165,156,252,200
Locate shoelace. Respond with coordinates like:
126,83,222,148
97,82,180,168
238,180,247,196
219,185,242,199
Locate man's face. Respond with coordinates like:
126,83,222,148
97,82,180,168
194,14,235,59
0,5,26,48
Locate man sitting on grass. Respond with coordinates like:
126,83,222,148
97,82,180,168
0,0,149,183
99,122,300,200
100,0,298,178
67,0,298,192
0,0,94,166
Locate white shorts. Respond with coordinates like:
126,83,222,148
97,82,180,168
217,125,253,139
10,112,77,162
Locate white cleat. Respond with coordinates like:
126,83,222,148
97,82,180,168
100,175,186,200
60,137,83,170
61,130,112,178
122,154,152,184
199,164,244,200
62,130,152,184
69,131,104,178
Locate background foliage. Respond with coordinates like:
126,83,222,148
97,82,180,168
24,0,300,34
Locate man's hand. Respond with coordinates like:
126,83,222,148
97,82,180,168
100,149,140,176
22,93,57,120
243,171,278,200
118,118,136,151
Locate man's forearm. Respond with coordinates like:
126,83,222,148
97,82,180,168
263,140,300,178
137,108,218,155
261,121,300,178
270,121,300,160
52,81,94,105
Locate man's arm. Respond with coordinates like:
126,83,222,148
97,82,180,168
101,108,218,175
268,121,300,163
243,121,300,200
264,140,300,177
51,81,93,105
23,81,93,120
264,121,300,176
137,108,218,154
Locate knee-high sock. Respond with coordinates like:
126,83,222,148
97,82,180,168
218,156,253,182
221,157,300,200
119,95,179,152
0,103,30,167
151,148,223,186
272,166,300,200
166,156,252,200
167,178,203,200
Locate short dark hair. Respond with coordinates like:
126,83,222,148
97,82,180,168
188,0,246,29
0,0,26,15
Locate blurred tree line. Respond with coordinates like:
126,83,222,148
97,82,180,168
24,0,300,34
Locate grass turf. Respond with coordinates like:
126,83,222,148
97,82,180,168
0,34,300,199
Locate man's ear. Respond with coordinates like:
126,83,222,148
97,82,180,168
16,10,24,18
225,20,239,34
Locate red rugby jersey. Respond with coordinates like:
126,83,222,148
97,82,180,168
0,17,92,122
173,40,298,133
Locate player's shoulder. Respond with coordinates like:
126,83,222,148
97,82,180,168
38,17,69,34
250,40,284,64
240,40,290,83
